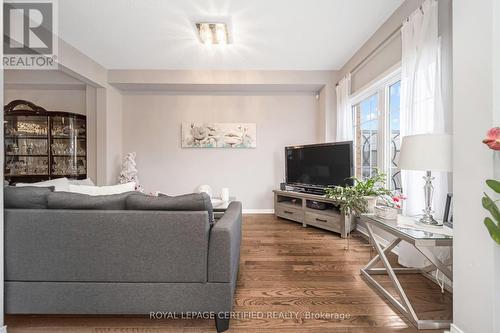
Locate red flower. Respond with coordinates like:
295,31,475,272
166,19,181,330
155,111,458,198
483,127,500,151
392,197,400,202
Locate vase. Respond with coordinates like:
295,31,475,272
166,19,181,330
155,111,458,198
363,196,378,213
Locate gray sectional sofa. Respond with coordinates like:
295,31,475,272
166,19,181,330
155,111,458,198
4,187,242,332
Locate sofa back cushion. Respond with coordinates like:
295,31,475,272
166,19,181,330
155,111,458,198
5,209,210,283
4,186,54,209
47,191,135,210
127,192,214,222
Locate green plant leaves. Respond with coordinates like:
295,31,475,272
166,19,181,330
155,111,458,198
482,193,500,223
325,185,367,216
486,179,500,194
484,217,500,245
325,170,390,216
482,179,500,245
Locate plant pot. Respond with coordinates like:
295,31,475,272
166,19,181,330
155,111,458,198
363,196,378,213
374,205,398,220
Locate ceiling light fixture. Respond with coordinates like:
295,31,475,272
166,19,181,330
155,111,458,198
195,22,230,45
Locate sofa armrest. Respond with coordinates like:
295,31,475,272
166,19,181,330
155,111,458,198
208,201,242,283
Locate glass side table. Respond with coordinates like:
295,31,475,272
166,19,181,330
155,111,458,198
359,214,453,330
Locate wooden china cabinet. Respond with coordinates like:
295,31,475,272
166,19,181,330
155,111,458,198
4,100,87,184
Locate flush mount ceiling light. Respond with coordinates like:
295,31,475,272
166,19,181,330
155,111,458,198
195,22,231,45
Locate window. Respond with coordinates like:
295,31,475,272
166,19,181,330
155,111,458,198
350,69,401,191
388,81,401,191
352,93,379,180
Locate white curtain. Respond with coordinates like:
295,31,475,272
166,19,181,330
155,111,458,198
398,0,450,267
335,74,352,141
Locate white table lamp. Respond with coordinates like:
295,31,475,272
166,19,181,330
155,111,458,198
398,133,452,226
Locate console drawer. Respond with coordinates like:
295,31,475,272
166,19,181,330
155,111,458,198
276,205,303,223
305,211,341,232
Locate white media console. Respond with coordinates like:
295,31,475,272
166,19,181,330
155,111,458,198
273,189,355,238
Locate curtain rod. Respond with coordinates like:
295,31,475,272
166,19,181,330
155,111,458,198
336,4,425,87
349,24,402,75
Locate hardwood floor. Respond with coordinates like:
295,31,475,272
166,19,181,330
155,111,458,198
6,214,452,333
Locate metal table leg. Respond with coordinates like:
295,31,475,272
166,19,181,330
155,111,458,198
360,223,452,330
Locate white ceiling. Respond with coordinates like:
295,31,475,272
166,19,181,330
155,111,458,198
58,0,403,70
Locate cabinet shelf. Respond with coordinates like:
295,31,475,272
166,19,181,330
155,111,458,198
52,136,86,139
276,201,302,210
52,155,86,157
273,190,355,238
52,174,87,178
5,135,48,140
5,154,48,157
6,174,49,178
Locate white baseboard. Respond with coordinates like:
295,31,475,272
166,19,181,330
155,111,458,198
0,326,7,333
243,209,274,214
450,323,465,333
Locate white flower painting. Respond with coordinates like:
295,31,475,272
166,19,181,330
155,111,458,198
182,123,256,148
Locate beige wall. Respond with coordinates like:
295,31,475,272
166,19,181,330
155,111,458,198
112,69,336,195
4,88,86,115
453,0,498,332
104,87,123,185
122,93,320,210
86,85,97,182
57,39,124,185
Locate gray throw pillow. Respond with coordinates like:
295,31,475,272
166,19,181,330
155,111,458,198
4,186,54,209
47,191,135,210
127,192,214,223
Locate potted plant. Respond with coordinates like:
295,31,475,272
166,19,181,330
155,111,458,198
325,170,391,216
375,192,407,219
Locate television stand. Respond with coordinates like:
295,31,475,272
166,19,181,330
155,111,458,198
292,186,326,196
273,189,355,238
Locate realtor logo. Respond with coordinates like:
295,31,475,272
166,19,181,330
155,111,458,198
3,0,58,69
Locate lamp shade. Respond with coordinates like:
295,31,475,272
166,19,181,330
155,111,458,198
398,133,452,172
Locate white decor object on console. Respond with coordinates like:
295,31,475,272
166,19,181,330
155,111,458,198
221,188,230,202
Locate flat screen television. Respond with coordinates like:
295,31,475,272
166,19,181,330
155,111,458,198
285,141,353,191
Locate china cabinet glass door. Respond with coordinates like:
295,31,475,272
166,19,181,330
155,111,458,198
50,115,87,178
4,115,49,179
